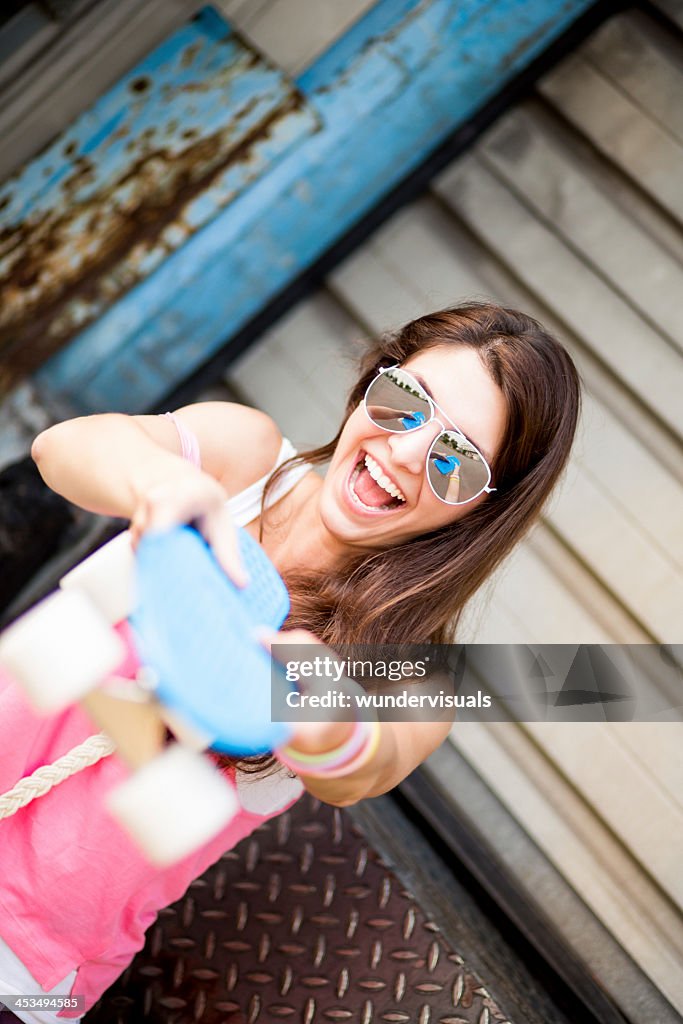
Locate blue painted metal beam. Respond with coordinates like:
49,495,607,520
34,0,594,413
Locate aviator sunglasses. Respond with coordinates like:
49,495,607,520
362,365,497,506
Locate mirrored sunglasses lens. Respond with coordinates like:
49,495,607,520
427,432,489,504
365,369,431,432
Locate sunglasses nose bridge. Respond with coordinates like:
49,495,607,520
387,416,443,466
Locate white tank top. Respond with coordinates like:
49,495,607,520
226,437,312,527
222,436,311,815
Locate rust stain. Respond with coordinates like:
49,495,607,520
160,51,262,100
181,42,202,69
59,156,97,195
108,125,131,145
0,90,311,396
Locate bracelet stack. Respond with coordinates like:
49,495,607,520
276,718,381,779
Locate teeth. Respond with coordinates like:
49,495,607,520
363,454,406,502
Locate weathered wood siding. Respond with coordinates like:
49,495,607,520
215,0,379,75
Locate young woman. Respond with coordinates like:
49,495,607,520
0,302,580,1022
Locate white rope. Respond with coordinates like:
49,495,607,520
0,733,116,820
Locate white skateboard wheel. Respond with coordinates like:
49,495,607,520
60,532,136,624
107,745,238,866
0,589,126,713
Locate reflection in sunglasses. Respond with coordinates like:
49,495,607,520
386,372,427,401
439,432,480,461
400,411,426,430
366,404,418,425
433,455,460,476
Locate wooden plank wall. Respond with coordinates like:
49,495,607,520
225,5,683,1019
215,0,378,75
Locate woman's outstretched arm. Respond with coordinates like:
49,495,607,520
32,412,202,519
31,404,281,516
31,404,282,585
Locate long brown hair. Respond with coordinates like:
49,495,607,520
227,301,581,774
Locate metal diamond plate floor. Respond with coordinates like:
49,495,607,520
83,793,510,1024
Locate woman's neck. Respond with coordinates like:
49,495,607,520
256,471,350,577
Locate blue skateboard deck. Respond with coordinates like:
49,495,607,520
130,526,293,755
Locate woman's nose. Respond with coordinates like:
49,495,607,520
387,420,442,474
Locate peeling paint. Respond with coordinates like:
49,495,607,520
0,8,317,395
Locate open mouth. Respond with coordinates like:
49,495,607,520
347,450,407,513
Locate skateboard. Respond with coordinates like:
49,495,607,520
0,526,294,866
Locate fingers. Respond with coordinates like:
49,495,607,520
129,485,178,538
142,485,185,533
128,478,248,589
260,630,371,714
286,718,354,755
129,496,152,549
259,629,353,751
200,504,249,589
257,627,319,653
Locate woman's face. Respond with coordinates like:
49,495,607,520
319,345,507,552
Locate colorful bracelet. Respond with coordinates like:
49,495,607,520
276,719,382,779
278,718,367,768
276,719,366,773
319,720,381,779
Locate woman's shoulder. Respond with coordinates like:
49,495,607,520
136,401,284,494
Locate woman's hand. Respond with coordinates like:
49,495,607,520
129,468,249,588
259,627,452,808
258,628,356,755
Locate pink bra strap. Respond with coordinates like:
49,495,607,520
163,412,201,469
